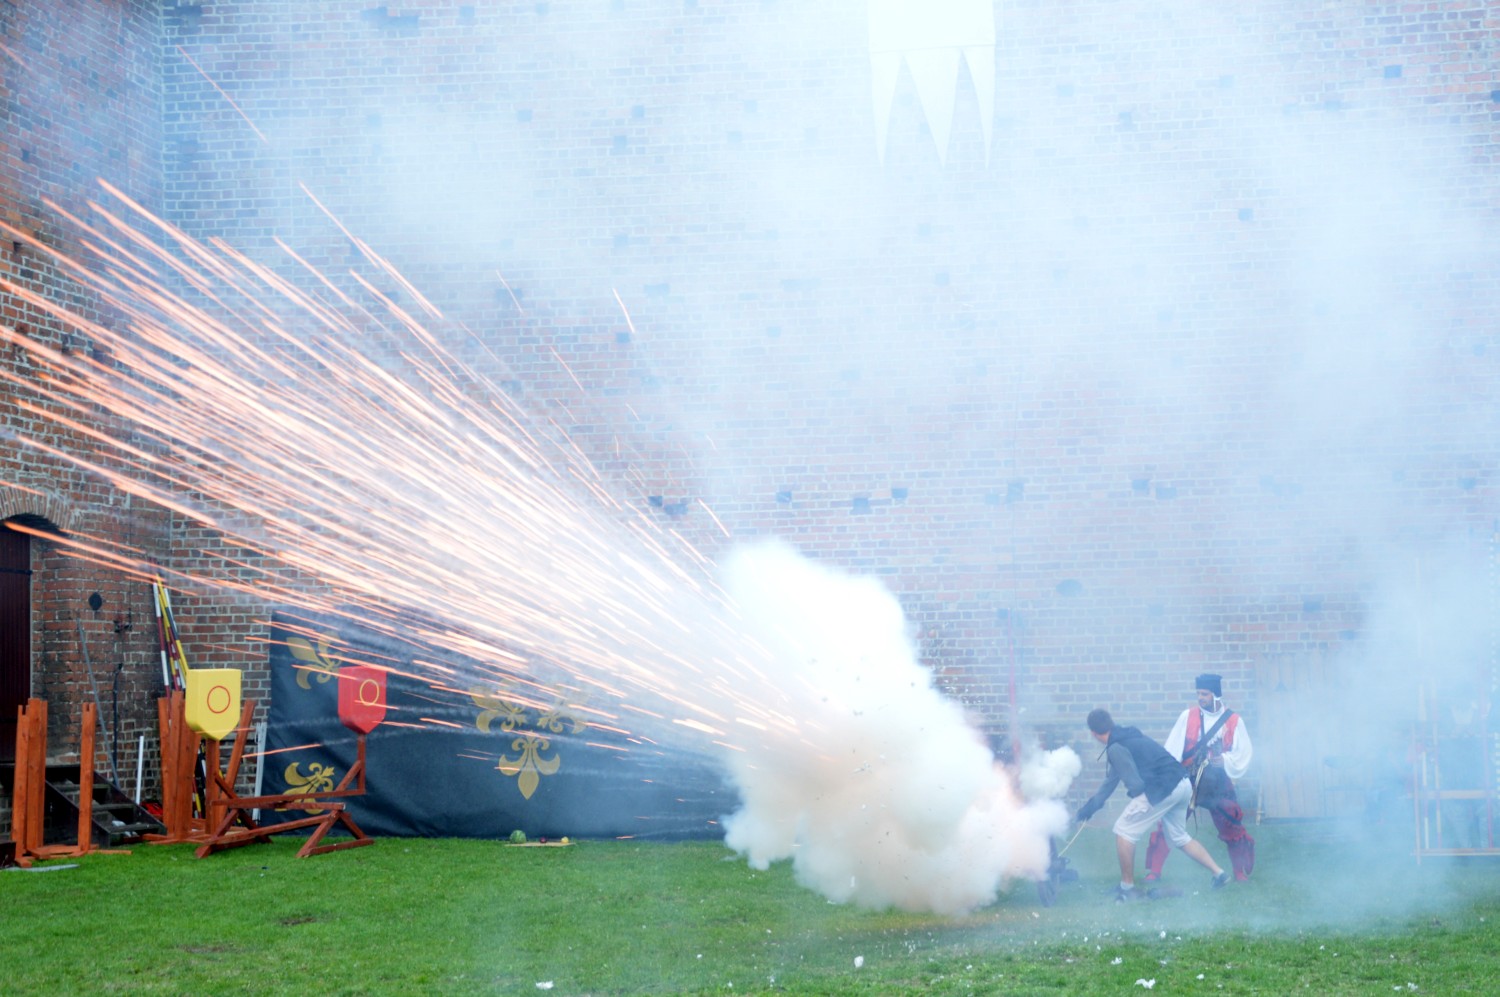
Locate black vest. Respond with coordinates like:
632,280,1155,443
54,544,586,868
1109,725,1186,804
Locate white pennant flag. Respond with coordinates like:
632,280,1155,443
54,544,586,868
868,0,996,164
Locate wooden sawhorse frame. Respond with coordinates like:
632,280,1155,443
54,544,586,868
9,699,128,865
195,717,374,859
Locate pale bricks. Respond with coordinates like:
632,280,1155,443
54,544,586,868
0,2,1494,810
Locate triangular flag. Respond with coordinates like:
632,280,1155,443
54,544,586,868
867,0,997,164
906,48,963,164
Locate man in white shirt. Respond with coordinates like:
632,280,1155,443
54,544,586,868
1143,673,1256,883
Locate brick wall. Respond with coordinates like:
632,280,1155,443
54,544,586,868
0,0,169,786
4,3,1498,811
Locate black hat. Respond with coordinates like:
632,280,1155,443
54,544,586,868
1195,673,1222,697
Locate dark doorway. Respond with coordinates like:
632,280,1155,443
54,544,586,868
0,521,31,762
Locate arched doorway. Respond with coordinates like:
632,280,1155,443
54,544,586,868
0,520,31,762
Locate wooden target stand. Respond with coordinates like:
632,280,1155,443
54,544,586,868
193,665,387,859
9,699,130,866
145,667,251,846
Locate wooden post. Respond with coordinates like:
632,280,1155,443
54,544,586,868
147,690,206,844
10,701,39,866
205,737,222,815
164,692,182,837
179,690,196,837
76,701,96,851
10,704,26,863
155,693,184,839
22,699,46,858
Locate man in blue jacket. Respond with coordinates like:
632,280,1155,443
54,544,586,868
1075,707,1232,902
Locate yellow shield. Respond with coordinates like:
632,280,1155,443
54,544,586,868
185,668,242,741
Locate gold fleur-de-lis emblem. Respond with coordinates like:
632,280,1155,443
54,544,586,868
535,706,584,736
280,761,336,813
497,733,561,800
471,687,527,733
289,633,340,690
472,689,583,798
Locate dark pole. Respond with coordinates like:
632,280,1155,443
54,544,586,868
76,606,119,785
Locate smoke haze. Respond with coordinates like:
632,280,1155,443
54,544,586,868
4,0,1497,927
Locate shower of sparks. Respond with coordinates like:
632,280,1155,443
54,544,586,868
0,185,804,759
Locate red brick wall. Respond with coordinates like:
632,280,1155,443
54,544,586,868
151,0,1498,732
0,0,168,784
4,3,1497,811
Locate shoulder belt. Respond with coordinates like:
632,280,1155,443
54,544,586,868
1186,709,1237,752
1186,710,1237,765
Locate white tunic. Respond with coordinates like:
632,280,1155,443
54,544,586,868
1164,705,1253,782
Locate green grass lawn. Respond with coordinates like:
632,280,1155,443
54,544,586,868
3,821,1497,995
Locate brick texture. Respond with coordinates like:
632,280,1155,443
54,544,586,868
1,0,169,790
3,2,1497,811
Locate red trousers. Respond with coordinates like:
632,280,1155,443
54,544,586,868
1145,771,1255,880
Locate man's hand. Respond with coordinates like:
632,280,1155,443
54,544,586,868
1075,803,1098,824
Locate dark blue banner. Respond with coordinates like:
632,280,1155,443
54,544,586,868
257,611,730,840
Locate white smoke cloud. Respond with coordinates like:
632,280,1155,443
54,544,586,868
1018,744,1083,802
717,540,1073,915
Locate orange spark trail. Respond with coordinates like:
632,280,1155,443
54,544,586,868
175,47,271,146
496,271,525,315
0,183,801,764
0,39,32,72
612,288,639,339
249,742,328,759
699,500,733,539
551,347,587,394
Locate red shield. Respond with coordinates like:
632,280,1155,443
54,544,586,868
338,665,388,734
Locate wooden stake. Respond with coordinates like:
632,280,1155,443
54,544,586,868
76,701,95,851
23,699,46,858
10,701,36,866
147,691,208,845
